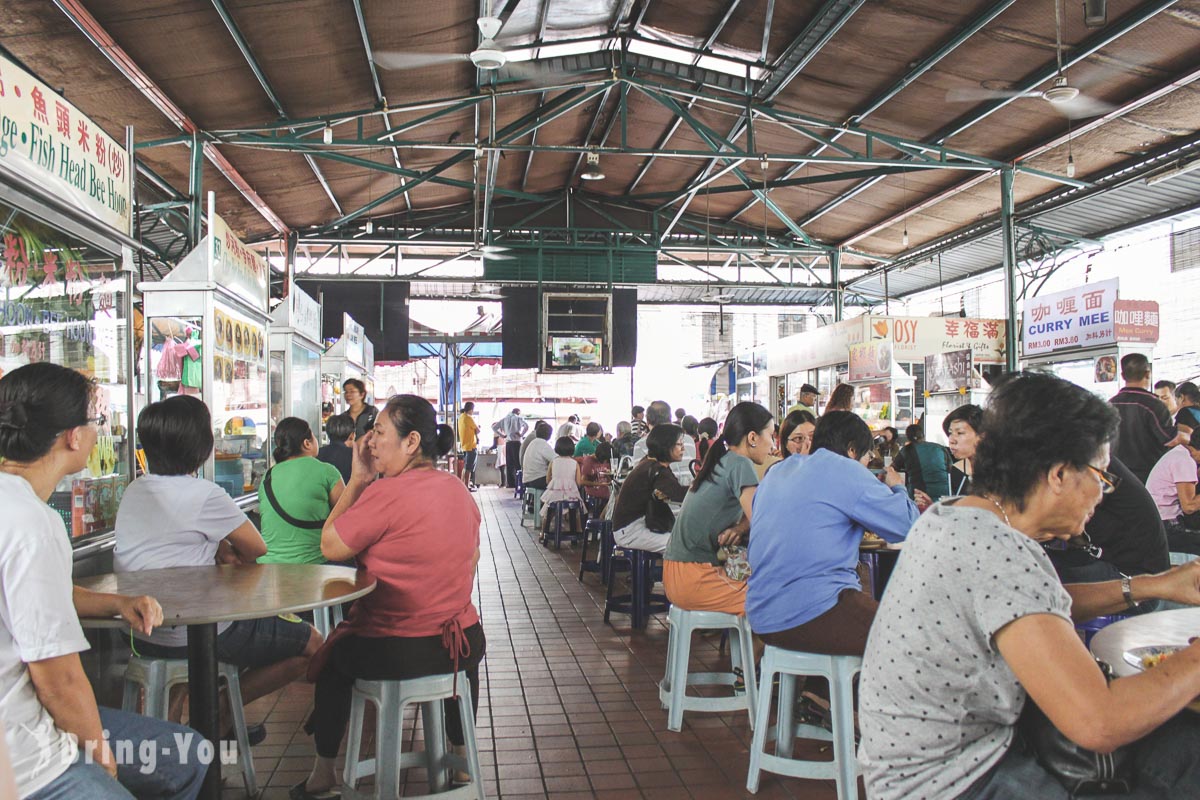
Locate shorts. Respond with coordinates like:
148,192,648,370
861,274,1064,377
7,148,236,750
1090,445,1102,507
663,559,746,615
135,615,312,669
463,449,478,473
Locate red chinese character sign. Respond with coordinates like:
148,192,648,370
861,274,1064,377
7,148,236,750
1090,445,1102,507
1113,299,1160,344
1021,279,1119,356
0,53,132,235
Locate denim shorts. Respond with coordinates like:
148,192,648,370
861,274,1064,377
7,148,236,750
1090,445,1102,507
136,615,311,669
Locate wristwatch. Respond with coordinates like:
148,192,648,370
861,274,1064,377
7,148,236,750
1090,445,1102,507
1121,574,1137,610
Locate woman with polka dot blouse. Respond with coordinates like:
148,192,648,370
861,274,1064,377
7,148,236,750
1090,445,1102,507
860,371,1200,800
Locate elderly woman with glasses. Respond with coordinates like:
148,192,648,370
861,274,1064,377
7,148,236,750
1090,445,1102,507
860,372,1200,800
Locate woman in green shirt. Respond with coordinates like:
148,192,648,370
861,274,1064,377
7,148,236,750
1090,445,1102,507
663,402,775,615
258,418,345,564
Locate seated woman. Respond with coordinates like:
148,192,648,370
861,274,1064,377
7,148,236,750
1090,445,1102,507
115,396,323,736
860,371,1200,799
296,395,485,798
612,420,636,460
520,421,555,490
540,436,587,535
748,411,918,655
778,409,817,459
579,441,614,516
259,417,345,564
663,402,774,615
696,416,720,466
611,424,687,553
894,423,950,507
943,403,983,496
0,363,207,799
1147,429,1200,555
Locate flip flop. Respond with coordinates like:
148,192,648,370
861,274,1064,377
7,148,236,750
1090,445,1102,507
289,780,340,799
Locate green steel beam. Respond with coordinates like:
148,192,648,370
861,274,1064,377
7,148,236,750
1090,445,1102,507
635,165,929,202
351,0,412,211
521,91,548,192
306,149,545,201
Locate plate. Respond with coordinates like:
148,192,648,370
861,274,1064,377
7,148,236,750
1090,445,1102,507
1123,644,1186,672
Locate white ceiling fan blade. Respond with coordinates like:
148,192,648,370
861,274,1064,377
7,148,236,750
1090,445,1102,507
945,87,1036,103
499,60,590,88
373,51,470,70
1052,94,1118,120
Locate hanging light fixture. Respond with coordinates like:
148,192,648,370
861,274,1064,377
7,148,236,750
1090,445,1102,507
365,219,374,235
1066,117,1076,178
580,152,605,181
901,172,910,247
322,125,333,145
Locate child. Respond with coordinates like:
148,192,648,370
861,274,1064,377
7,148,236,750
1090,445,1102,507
540,436,586,536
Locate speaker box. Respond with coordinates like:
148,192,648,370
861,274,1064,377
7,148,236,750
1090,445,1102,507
296,280,409,361
501,287,539,369
611,288,637,367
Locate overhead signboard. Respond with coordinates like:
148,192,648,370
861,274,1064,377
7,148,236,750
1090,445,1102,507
848,339,892,383
209,207,268,312
1022,278,1119,356
290,285,321,343
1113,299,1160,344
0,52,132,235
870,316,1006,365
343,313,365,367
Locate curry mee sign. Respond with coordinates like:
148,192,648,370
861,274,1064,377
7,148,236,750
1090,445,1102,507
1021,279,1118,356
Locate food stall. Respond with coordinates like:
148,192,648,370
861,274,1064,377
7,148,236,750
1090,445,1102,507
0,51,138,550
923,349,995,445
269,284,322,438
140,193,271,498
1020,278,1159,399
753,314,1007,433
321,312,374,415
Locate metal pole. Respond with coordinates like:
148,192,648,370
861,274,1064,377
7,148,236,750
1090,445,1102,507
188,132,203,249
830,248,844,321
1000,166,1018,372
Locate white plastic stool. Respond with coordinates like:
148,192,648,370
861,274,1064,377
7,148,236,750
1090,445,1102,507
313,603,345,638
746,645,861,799
521,488,543,527
343,672,485,800
120,656,257,797
658,606,757,732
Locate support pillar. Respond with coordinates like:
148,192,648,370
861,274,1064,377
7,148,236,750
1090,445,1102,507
188,131,203,249
438,343,462,423
285,231,298,298
830,248,844,321
1000,167,1019,372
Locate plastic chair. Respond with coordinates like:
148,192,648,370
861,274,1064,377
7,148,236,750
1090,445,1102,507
121,656,257,796
579,518,608,581
658,607,757,732
521,488,543,527
313,603,344,638
343,672,485,800
543,500,583,549
1076,613,1128,647
604,547,669,629
746,646,861,799
513,469,524,499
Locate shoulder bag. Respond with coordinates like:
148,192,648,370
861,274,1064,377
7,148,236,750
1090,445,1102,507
262,469,325,530
1018,658,1133,796
644,463,676,533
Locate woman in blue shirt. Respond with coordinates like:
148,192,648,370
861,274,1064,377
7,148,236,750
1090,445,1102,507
747,411,919,655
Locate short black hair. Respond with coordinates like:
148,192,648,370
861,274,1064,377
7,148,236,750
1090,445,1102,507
674,408,686,421
680,415,698,438
1155,380,1176,392
0,363,93,462
905,423,923,442
554,436,576,457
1121,353,1151,382
585,421,601,438
138,395,214,475
942,404,983,436
631,405,645,417
646,400,672,427
812,411,874,460
647,423,684,462
343,378,367,395
1177,382,1200,405
535,420,553,439
973,371,1119,511
594,441,613,461
325,413,354,443
462,401,475,412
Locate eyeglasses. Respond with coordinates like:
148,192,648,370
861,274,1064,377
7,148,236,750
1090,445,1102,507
787,434,810,444
1086,464,1120,495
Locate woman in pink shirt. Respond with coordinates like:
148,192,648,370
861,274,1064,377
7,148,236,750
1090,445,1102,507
295,395,484,799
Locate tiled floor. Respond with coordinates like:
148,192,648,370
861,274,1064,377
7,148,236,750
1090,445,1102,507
231,486,850,799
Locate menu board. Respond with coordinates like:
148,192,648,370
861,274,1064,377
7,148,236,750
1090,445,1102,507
925,349,974,394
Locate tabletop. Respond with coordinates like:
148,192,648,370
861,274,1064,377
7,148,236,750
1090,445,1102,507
76,564,375,628
1090,608,1200,677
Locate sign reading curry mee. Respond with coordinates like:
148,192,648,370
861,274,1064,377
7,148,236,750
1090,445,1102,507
1021,279,1118,356
0,53,131,235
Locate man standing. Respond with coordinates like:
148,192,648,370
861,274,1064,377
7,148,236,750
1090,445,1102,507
787,384,820,416
458,401,481,491
493,407,528,489
1155,380,1179,414
556,414,582,442
1110,353,1186,483
630,405,647,440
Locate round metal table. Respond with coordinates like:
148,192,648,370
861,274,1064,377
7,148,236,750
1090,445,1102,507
77,564,375,799
1090,607,1200,678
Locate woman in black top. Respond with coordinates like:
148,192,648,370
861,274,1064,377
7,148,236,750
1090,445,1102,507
942,403,982,496
611,424,687,553
342,379,377,438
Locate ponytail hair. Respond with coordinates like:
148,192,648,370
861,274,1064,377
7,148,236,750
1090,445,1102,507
273,417,314,463
691,402,773,491
0,363,92,462
381,394,455,461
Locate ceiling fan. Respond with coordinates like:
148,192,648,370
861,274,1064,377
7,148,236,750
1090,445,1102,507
466,282,505,300
702,291,736,304
945,0,1115,120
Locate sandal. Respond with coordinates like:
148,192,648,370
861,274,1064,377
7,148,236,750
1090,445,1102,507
289,781,340,799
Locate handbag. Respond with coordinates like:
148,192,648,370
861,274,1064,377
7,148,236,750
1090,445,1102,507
644,463,676,533
1018,658,1133,797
